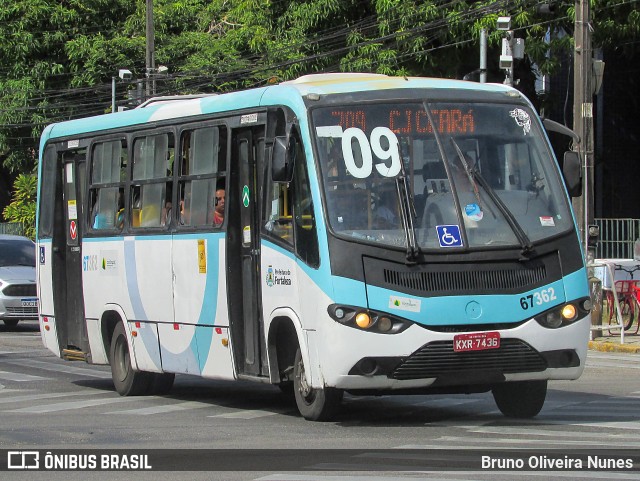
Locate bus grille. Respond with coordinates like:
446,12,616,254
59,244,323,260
383,266,546,294
391,339,547,380
2,284,37,297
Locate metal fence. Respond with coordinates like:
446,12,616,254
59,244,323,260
0,222,25,236
594,218,640,259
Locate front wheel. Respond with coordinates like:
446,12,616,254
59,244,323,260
110,322,153,396
293,348,342,421
492,380,547,418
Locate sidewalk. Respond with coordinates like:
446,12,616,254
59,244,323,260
588,330,640,354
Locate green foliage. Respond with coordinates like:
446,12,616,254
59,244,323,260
3,173,37,239
0,0,639,189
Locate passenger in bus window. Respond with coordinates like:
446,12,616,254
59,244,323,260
115,191,125,230
161,184,173,226
180,198,189,225
213,188,225,227
161,200,172,226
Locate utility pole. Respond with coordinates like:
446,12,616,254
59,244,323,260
480,29,487,83
572,0,594,255
145,0,155,99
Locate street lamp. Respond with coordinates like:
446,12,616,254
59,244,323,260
111,69,133,113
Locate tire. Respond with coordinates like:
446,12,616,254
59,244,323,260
622,299,635,331
149,373,175,395
109,322,153,396
293,347,342,421
492,380,547,418
2,320,19,328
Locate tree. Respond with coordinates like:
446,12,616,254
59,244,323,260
3,173,37,239
1,0,639,220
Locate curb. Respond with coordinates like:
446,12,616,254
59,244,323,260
588,340,640,354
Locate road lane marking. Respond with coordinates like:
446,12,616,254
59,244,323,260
209,409,280,419
3,359,111,378
0,390,105,405
105,401,213,415
5,395,143,413
0,370,47,382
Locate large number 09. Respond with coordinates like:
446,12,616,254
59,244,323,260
341,127,401,179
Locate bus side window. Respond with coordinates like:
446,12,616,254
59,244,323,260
178,126,227,228
264,181,293,245
131,133,174,229
90,139,126,231
292,143,319,267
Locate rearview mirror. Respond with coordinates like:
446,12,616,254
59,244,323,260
562,151,582,198
271,135,296,183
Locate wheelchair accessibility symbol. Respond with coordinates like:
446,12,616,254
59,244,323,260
436,225,463,247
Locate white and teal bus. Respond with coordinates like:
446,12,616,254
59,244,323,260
36,73,591,421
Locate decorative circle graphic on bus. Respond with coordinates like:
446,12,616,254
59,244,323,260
509,108,531,135
341,127,401,179
436,225,463,247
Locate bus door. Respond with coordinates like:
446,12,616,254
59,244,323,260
227,126,267,378
52,151,89,357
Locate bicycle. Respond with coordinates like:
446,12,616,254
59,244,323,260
606,280,640,334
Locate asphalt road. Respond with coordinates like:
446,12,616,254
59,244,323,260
1,320,639,481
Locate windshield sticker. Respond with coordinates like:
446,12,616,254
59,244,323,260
509,108,531,135
436,225,463,247
316,125,344,138
465,203,484,221
540,216,555,227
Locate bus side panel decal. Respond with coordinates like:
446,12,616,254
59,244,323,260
123,238,148,320
197,239,234,379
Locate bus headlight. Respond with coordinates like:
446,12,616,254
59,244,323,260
561,304,577,322
328,304,411,334
534,298,589,329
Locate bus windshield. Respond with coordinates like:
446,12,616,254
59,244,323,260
312,101,573,251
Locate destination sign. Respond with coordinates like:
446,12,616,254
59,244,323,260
326,107,475,136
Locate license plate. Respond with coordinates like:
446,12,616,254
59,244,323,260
21,298,38,308
453,331,500,352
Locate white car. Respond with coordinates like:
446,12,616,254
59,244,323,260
0,234,37,327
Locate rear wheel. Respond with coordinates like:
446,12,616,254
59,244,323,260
293,347,342,421
622,298,636,331
110,322,152,396
492,380,547,418
2,320,19,328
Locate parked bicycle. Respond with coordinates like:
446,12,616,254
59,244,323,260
605,280,640,334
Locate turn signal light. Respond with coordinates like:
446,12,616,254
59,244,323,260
355,312,373,329
561,304,577,321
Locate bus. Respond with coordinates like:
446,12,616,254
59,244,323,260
36,73,591,421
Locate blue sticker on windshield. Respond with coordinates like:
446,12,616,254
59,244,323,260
464,203,484,221
436,225,463,247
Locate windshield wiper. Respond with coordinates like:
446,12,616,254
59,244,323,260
395,148,419,263
450,138,535,259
